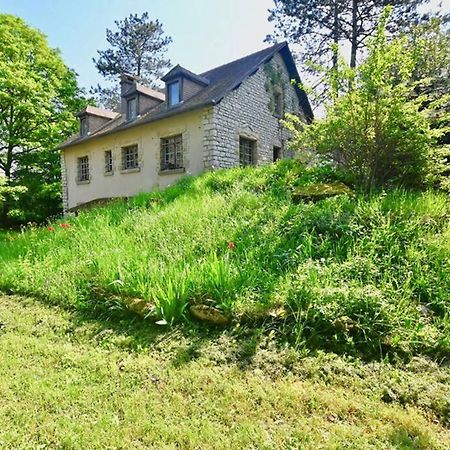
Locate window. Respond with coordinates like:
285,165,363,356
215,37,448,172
80,117,88,136
121,144,139,170
273,146,282,162
160,134,183,171
168,81,180,107
127,97,137,121
77,156,89,181
104,150,113,173
274,91,283,117
239,137,256,166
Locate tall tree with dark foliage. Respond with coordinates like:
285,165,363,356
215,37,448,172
267,0,430,70
91,12,172,110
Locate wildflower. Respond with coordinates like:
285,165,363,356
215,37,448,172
47,226,55,231
227,241,236,250
60,223,70,229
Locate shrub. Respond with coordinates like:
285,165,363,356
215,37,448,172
283,8,450,192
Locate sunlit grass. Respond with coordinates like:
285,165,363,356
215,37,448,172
0,295,449,449
1,160,449,358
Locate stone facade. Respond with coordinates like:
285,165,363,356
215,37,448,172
60,153,69,212
203,53,303,169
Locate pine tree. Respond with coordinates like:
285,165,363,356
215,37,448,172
91,12,172,110
267,0,429,70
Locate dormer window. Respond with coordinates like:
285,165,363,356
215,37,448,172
168,81,180,107
80,117,88,136
127,97,137,121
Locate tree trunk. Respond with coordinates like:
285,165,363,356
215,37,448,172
4,145,13,180
332,0,339,68
350,0,358,68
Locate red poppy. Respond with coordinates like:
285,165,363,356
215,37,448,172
227,241,236,250
60,223,70,229
47,226,55,231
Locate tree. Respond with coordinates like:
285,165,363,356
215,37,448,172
283,8,449,192
267,0,428,71
405,18,450,190
0,176,26,221
0,14,88,225
91,12,172,110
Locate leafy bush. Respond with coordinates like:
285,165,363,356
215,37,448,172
283,8,450,192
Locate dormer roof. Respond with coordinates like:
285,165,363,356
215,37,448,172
161,65,210,86
122,82,166,102
77,105,118,119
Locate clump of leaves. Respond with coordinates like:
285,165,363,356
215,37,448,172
283,7,450,192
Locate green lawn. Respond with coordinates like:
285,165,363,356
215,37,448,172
0,294,449,449
1,161,449,359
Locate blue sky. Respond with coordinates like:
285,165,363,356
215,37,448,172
0,0,276,90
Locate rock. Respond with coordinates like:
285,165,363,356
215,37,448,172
124,297,158,320
190,304,231,326
292,182,353,203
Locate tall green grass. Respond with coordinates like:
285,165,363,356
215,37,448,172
1,160,449,358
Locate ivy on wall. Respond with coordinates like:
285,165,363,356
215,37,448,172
264,61,286,116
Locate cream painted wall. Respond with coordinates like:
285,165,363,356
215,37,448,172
63,108,206,209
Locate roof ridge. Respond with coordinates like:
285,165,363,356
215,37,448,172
200,42,286,77
79,105,119,119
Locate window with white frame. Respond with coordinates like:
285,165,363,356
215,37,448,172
104,150,113,173
160,134,183,171
77,156,90,181
167,81,180,107
80,117,88,136
239,137,256,166
127,97,137,121
121,144,139,170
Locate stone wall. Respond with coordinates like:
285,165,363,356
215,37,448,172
203,52,305,169
60,152,69,213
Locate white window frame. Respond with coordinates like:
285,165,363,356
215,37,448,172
121,144,139,171
77,155,90,182
104,150,113,174
160,134,184,172
168,81,181,107
80,117,88,136
127,97,137,121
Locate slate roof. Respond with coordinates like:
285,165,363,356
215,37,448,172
162,64,210,86
60,42,313,149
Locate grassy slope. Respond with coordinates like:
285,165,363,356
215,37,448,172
1,295,449,449
0,161,449,359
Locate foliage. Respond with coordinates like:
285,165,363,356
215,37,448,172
267,0,428,70
1,161,449,360
283,9,450,191
1,295,449,448
91,12,172,110
0,14,88,225
405,18,450,190
0,176,27,220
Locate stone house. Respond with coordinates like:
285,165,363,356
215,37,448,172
60,42,313,211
